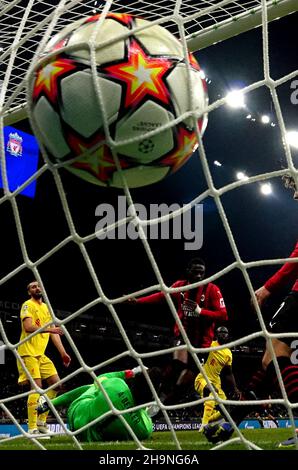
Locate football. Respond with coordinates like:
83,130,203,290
27,13,208,188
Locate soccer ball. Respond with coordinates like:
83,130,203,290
27,13,208,188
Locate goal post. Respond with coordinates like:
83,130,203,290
186,0,298,52
2,103,28,127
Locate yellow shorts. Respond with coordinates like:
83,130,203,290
17,354,57,384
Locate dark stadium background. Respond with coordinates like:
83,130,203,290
1,8,297,420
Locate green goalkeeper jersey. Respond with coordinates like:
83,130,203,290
51,371,153,442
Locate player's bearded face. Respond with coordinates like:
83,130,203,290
187,264,205,282
28,283,42,299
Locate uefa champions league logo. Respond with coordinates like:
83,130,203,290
290,80,298,104
95,197,203,250
6,132,23,157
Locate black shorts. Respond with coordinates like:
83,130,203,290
268,291,298,346
172,336,207,373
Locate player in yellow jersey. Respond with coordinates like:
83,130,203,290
17,280,71,437
194,326,239,431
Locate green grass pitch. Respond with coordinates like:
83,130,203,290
0,428,296,450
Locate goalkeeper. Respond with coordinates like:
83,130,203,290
37,366,161,442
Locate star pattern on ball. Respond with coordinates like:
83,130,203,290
104,40,172,109
67,133,130,183
72,146,116,182
161,127,198,173
33,57,77,105
188,52,200,71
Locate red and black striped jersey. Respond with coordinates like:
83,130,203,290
137,280,228,348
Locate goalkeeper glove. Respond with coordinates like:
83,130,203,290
132,365,148,376
146,404,160,418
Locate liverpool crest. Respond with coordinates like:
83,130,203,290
7,132,23,157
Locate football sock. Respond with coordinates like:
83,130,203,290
27,392,39,430
266,356,298,403
208,410,222,423
202,400,216,425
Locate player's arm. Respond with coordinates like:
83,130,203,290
221,365,239,397
52,385,89,407
50,332,71,367
128,291,165,305
128,281,182,305
255,242,298,306
199,285,228,321
22,317,63,335
263,242,298,294
94,367,146,384
38,385,90,414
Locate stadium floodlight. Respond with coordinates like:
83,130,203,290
214,160,222,167
261,115,270,124
236,171,249,181
286,131,298,149
260,183,273,195
226,90,245,109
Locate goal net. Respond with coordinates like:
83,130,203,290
0,0,298,452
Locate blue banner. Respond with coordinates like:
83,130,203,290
0,419,297,437
1,126,39,198
0,423,68,437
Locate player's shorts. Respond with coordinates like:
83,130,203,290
173,336,207,373
268,291,298,346
194,374,226,400
17,354,57,384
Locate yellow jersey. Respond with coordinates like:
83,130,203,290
17,299,52,357
200,340,232,387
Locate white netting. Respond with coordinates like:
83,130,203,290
1,0,297,122
0,0,298,452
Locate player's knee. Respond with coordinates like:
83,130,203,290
46,375,62,392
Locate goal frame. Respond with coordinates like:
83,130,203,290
2,0,297,127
